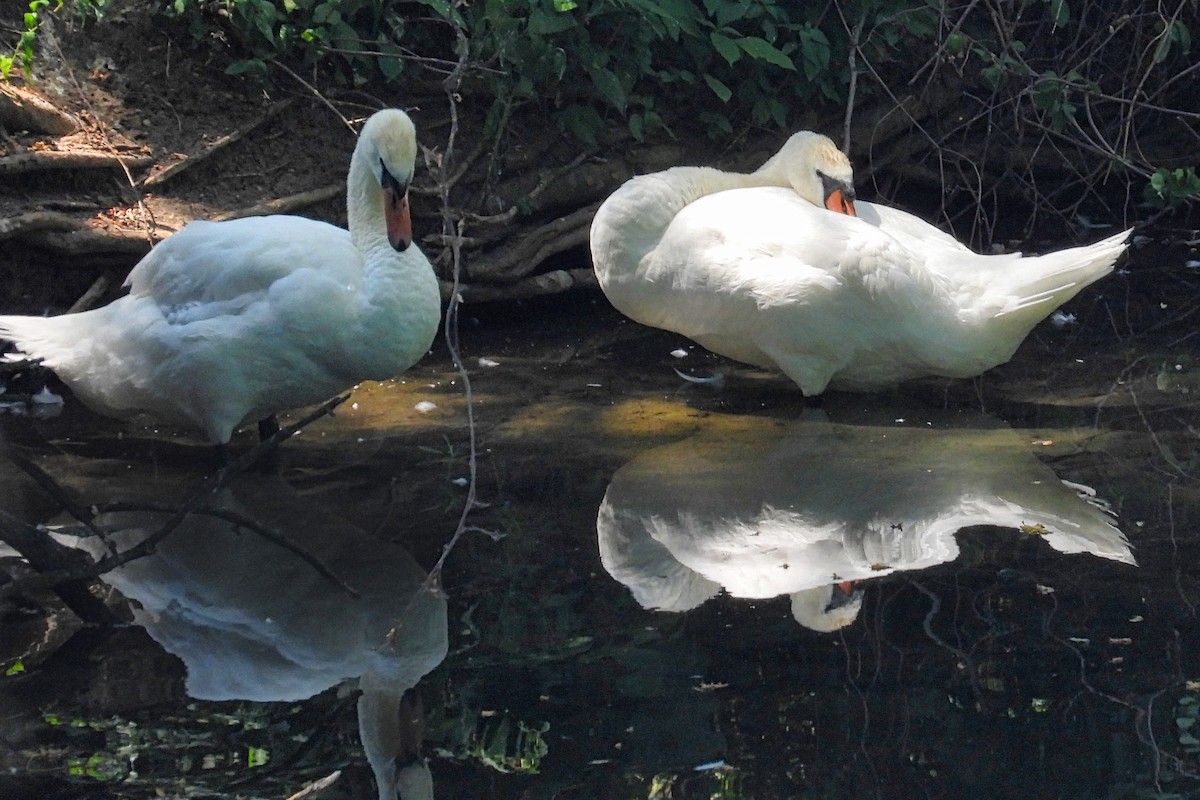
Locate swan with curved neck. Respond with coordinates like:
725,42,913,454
590,132,1130,395
0,108,441,444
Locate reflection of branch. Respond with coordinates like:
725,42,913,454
89,501,361,600
910,579,977,685
0,395,349,603
9,451,109,545
285,772,342,800
0,509,120,624
1042,592,1199,784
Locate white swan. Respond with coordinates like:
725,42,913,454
590,132,1132,395
0,108,441,444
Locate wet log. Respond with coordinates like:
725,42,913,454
444,267,598,304
0,210,81,240
0,84,80,136
0,149,152,175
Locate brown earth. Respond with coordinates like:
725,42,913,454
0,0,656,313
0,1,367,313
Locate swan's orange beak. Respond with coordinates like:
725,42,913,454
384,186,412,252
825,188,857,217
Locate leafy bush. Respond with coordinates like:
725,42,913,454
161,0,944,142
1,0,108,78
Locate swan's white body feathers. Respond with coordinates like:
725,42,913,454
591,139,1130,395
0,110,440,444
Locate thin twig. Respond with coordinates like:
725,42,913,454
381,16,505,651
269,60,355,133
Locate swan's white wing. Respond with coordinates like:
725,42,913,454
125,217,362,316
855,200,973,256
656,188,955,312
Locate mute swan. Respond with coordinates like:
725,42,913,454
590,132,1132,395
0,108,441,445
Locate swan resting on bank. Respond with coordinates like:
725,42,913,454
589,132,1132,395
0,108,441,444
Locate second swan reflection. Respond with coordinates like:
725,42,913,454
597,403,1134,632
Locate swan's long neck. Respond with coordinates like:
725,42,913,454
336,138,440,380
591,161,789,297
347,147,392,257
655,160,792,219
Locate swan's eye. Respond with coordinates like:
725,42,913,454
379,159,409,203
818,171,855,201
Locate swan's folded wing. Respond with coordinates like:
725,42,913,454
855,201,973,255
125,217,361,311
666,188,953,314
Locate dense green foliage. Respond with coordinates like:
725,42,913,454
2,0,1196,224
155,0,1198,219
164,0,919,142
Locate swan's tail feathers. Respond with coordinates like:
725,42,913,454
995,227,1132,318
0,315,41,357
0,314,81,370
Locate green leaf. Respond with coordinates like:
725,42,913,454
1047,0,1069,27
529,8,577,35
628,113,644,142
587,65,626,113
797,25,830,80
703,73,732,102
736,36,794,70
710,32,741,65
713,0,749,27
378,51,403,81
698,111,733,136
558,104,604,146
313,0,335,24
226,58,267,77
1152,21,1189,65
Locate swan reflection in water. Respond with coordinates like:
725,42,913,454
597,405,1134,632
66,474,447,800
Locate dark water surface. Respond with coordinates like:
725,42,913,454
2,239,1200,799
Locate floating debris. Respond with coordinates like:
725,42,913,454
478,357,500,367
31,386,63,405
414,401,437,413
672,368,724,387
670,348,689,358
1049,311,1076,327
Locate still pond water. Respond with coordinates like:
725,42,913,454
2,237,1200,800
